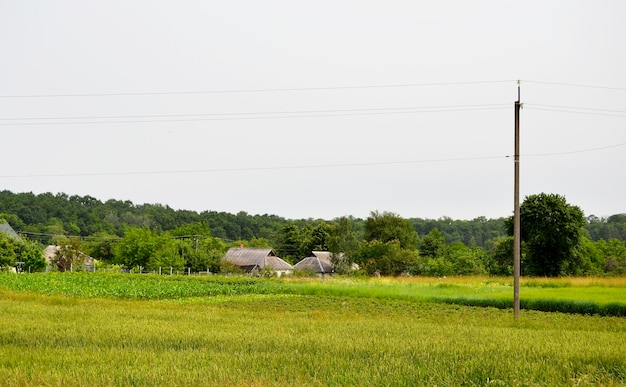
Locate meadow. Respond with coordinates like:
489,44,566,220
1,273,626,386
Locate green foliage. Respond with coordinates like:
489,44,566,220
114,227,159,268
364,211,418,249
327,216,360,274
15,239,46,272
586,213,626,241
0,233,17,267
354,240,419,276
419,228,446,258
596,238,626,275
485,236,514,275
178,236,226,273
275,222,331,263
51,237,84,272
447,243,487,275
147,240,185,271
508,193,586,276
3,190,626,278
82,232,119,262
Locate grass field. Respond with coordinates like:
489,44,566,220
1,273,625,386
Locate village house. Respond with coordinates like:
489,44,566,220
222,247,293,277
293,251,334,277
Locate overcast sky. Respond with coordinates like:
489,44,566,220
1,1,625,221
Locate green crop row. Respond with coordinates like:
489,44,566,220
2,272,626,316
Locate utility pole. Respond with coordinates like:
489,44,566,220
513,80,521,320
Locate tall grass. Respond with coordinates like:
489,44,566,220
1,291,625,386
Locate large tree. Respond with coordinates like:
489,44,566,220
508,193,585,276
364,211,418,249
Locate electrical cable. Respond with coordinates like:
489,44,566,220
0,80,515,99
523,80,626,92
3,140,625,179
0,104,510,126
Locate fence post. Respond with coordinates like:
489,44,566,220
170,267,173,275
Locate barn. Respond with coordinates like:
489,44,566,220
222,247,293,277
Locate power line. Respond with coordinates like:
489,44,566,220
524,104,626,118
0,103,509,122
3,141,625,179
0,80,514,99
523,80,626,92
0,104,509,126
524,142,626,157
1,155,510,179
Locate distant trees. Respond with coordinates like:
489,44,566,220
1,190,626,277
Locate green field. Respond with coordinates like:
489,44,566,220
1,273,626,386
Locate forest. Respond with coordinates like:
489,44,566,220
1,190,625,276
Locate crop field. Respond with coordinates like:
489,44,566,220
1,273,626,386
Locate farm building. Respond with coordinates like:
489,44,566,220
222,247,293,277
294,251,334,277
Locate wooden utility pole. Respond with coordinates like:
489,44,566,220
513,81,521,320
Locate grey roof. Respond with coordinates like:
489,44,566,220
294,251,334,273
0,220,21,241
223,247,293,271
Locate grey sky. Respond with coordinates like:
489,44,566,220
1,1,625,220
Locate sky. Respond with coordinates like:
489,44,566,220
1,1,625,221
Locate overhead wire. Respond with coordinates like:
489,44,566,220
0,80,515,99
0,155,510,179
0,104,510,126
1,79,623,179
523,80,626,92
524,103,626,118
2,140,625,179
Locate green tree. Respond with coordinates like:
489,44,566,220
83,232,119,262
447,242,487,275
0,233,17,268
354,240,418,276
364,211,418,249
507,193,586,276
16,239,46,272
185,237,227,273
596,238,626,274
51,237,84,272
419,229,446,259
114,227,159,268
147,237,185,271
486,236,514,275
328,217,361,274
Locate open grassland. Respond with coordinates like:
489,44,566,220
1,273,626,386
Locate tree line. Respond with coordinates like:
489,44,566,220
1,190,625,276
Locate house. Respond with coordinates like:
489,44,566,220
222,247,293,277
43,245,97,271
294,251,334,277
